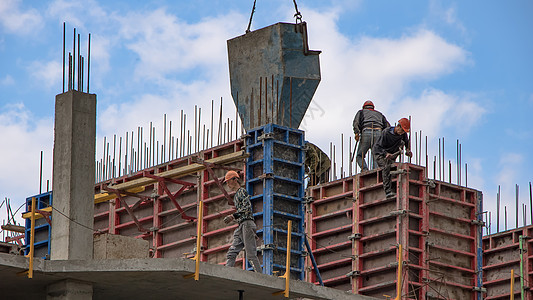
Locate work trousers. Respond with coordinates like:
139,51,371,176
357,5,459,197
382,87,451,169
356,129,382,171
226,220,262,272
375,154,393,195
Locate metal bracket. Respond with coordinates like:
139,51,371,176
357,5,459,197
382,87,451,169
471,219,485,226
301,251,308,257
348,233,362,240
258,173,274,180
257,132,274,141
258,244,275,252
426,180,436,188
345,270,360,277
389,209,407,216
390,169,407,176
472,286,487,293
303,196,314,204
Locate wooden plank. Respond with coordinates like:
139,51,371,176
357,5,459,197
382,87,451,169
106,150,247,191
21,207,52,219
1,224,25,233
94,186,146,204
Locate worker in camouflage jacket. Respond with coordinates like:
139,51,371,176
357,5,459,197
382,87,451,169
373,118,413,198
304,141,331,186
223,171,262,272
352,100,390,172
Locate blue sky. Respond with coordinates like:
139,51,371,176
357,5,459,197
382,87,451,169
0,0,532,234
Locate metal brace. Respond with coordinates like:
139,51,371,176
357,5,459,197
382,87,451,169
348,233,362,240
258,244,275,252
472,286,487,293
257,132,274,141
301,251,308,257
303,196,314,204
389,209,407,216
390,169,407,176
149,227,159,232
345,270,360,277
426,179,436,188
471,219,485,226
258,173,274,179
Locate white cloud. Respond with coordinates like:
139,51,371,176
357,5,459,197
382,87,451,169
0,103,53,224
117,9,246,82
0,0,43,35
1,75,14,86
28,60,62,89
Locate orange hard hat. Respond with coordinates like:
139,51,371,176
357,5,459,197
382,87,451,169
224,170,240,182
363,100,374,109
398,118,410,133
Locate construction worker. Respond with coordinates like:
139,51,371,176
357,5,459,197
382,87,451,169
304,141,331,186
373,118,412,198
352,100,390,172
223,170,262,272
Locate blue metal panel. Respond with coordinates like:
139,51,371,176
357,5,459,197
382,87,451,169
246,123,306,280
24,191,52,259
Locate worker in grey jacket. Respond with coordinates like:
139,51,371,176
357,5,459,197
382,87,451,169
224,171,262,273
353,100,390,171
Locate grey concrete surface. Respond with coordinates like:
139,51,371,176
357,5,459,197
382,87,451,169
93,233,149,259
0,253,377,300
51,91,96,260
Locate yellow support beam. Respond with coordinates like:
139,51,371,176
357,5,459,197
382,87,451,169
94,186,145,204
395,244,403,300
21,206,52,220
184,200,204,281
273,220,292,298
510,269,514,300
18,197,36,279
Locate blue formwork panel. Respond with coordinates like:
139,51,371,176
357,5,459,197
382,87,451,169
24,192,52,259
246,123,306,280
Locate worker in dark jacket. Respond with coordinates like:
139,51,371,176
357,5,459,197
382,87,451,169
353,100,390,172
373,118,412,198
223,171,262,272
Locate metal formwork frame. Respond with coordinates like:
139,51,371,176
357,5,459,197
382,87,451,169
24,192,52,259
246,124,305,279
483,225,533,300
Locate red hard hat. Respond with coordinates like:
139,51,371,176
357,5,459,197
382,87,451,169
363,100,374,109
224,170,240,182
398,118,410,133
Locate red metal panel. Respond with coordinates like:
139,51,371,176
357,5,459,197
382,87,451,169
483,225,533,300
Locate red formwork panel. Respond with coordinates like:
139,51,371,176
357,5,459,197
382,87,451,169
307,177,355,292
307,163,483,300
483,225,533,300
93,140,246,262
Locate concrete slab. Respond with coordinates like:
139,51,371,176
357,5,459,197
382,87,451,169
93,234,149,259
0,253,376,300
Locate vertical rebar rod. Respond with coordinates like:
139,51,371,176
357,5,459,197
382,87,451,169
530,182,532,226
438,139,441,181
259,77,262,125
62,22,65,93
504,205,507,231
210,100,214,148
497,186,500,232
333,144,336,180
529,182,533,225
180,110,184,158
72,28,76,91
125,132,129,175
349,137,352,177
218,98,223,145
198,108,202,151
340,134,344,178
515,184,518,228
465,163,468,187
149,122,153,166
194,106,197,152
414,132,418,165
164,114,167,162
265,76,268,123
202,125,205,151
442,137,445,181
87,33,91,93
169,121,172,160
77,33,80,91
113,135,116,178
68,53,72,91
459,143,462,185
39,151,43,194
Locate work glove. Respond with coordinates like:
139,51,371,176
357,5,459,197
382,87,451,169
354,133,360,142
405,149,413,157
223,215,235,224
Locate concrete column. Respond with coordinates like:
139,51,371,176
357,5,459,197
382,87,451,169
47,279,93,300
51,90,96,260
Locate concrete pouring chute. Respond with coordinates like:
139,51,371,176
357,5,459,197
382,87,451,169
227,22,321,130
